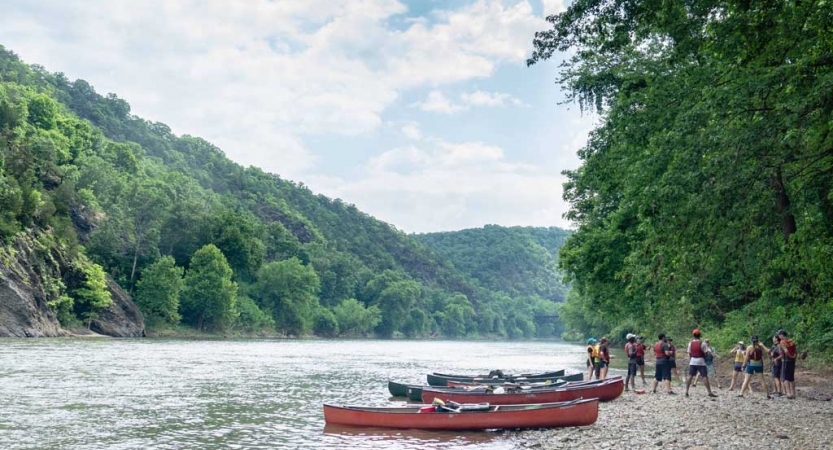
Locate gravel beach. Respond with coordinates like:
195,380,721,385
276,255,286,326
523,378,833,450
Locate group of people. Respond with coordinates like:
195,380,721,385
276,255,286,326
585,329,799,399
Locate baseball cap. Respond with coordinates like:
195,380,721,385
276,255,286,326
737,341,745,345
692,329,700,335
626,333,635,340
587,338,596,344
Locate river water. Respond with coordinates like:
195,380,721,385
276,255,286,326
0,339,597,450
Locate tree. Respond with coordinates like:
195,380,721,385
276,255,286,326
135,255,184,324
255,258,321,335
529,0,833,355
332,298,382,336
180,244,238,331
71,261,113,328
441,294,475,338
373,279,421,337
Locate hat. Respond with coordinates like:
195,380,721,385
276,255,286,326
587,338,597,344
668,337,674,341
692,329,701,336
737,341,745,345
626,333,635,340
636,335,643,340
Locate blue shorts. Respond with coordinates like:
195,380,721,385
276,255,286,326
745,364,763,374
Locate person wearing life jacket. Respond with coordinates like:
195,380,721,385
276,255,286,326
635,335,648,386
595,337,612,380
739,335,771,399
778,330,797,399
693,338,721,389
770,335,784,397
667,337,680,384
586,338,598,381
624,334,638,391
684,329,718,398
651,333,675,395
728,341,746,391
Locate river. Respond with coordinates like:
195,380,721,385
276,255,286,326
0,339,609,450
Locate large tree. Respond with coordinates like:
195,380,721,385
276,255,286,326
180,244,238,331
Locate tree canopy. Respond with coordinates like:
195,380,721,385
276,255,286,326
530,0,833,357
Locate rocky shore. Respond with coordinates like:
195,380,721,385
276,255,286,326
524,376,833,450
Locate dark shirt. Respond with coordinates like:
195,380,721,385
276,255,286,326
660,342,671,362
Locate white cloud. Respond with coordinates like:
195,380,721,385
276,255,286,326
400,123,422,140
416,89,525,113
0,0,546,178
541,0,568,17
414,91,467,114
461,90,524,107
318,139,571,232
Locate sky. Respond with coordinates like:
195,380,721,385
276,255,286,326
0,0,596,233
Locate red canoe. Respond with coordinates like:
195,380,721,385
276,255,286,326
323,398,599,430
422,377,624,405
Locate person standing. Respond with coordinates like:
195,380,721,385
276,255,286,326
651,333,675,395
778,330,797,399
770,335,784,396
624,334,638,391
596,337,612,380
739,335,771,399
728,341,746,391
635,335,648,386
684,329,718,398
668,338,680,385
694,338,721,389
586,338,597,381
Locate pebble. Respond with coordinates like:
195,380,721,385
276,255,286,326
520,384,833,450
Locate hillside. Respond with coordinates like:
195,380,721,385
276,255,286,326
0,46,559,339
417,225,571,301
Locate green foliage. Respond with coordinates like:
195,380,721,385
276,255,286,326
135,255,184,324
180,244,238,331
70,260,112,327
418,225,571,301
48,294,76,327
531,0,833,358
255,258,320,335
312,307,339,338
332,298,382,337
234,295,275,333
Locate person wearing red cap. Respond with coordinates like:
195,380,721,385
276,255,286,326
685,329,718,398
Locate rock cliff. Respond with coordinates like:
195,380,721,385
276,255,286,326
0,231,144,338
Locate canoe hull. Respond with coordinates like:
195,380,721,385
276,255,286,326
423,377,624,405
323,399,599,430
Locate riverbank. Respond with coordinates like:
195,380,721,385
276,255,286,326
525,386,833,450
524,358,833,450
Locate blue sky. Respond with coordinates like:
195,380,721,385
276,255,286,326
1,0,595,232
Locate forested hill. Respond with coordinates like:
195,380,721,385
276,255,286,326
417,225,571,301
0,45,561,339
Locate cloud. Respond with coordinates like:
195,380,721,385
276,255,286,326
415,89,524,113
316,138,571,232
414,91,467,114
460,90,524,107
541,0,568,17
0,0,546,179
400,123,422,140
